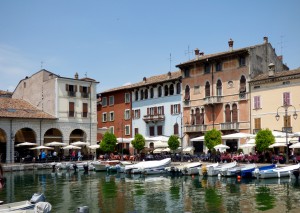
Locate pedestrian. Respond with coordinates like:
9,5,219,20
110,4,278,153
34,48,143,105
41,150,46,163
71,150,76,161
77,150,82,161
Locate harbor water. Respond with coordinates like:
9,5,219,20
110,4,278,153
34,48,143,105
1,169,300,213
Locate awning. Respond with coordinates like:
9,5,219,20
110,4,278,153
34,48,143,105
183,146,195,154
190,136,205,141
153,148,165,154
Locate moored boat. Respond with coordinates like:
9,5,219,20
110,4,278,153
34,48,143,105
248,164,276,178
181,162,202,175
124,158,171,174
91,160,120,172
207,161,237,176
257,163,300,179
199,163,219,176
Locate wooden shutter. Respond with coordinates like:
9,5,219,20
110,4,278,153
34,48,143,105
178,104,181,114
154,107,157,115
134,128,139,135
138,109,140,118
69,102,75,117
66,84,69,91
174,123,179,135
171,105,173,115
150,126,155,136
80,86,83,92
147,108,149,115
284,115,291,127
157,126,162,136
162,106,164,115
232,104,238,122
255,118,261,129
225,105,231,122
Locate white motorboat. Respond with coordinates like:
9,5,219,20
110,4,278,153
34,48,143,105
55,162,72,170
199,163,219,176
91,160,120,172
142,168,167,175
207,161,237,176
74,161,95,171
181,162,202,175
124,158,171,174
0,193,50,212
222,164,256,177
258,163,300,179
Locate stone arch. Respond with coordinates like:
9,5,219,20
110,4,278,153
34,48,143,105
69,129,87,144
44,128,63,143
0,128,7,162
15,127,37,144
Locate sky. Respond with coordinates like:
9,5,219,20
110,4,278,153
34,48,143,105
0,0,300,93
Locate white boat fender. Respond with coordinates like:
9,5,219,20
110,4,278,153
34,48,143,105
34,202,52,213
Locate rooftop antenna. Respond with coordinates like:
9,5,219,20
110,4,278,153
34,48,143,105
85,72,87,78
41,61,44,69
185,45,192,60
168,53,172,71
278,35,285,56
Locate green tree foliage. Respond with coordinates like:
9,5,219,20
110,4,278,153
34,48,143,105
255,129,275,153
168,135,180,152
131,134,145,153
204,129,222,150
100,132,117,153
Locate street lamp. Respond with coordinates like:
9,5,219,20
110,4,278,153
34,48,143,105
275,103,298,163
175,112,187,162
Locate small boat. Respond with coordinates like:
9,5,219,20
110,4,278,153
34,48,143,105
181,162,202,175
91,160,120,172
0,193,48,212
124,158,171,174
290,168,300,180
199,163,219,176
75,161,95,171
142,168,167,175
257,163,300,179
207,161,237,176
223,164,256,177
55,162,72,170
247,164,276,178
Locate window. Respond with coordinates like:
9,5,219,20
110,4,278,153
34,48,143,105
254,118,261,130
150,88,154,98
216,80,222,96
169,84,174,95
195,108,205,125
254,96,261,109
125,93,130,103
109,96,114,106
225,105,231,122
102,97,107,107
149,126,155,136
145,89,148,99
80,86,90,98
125,125,130,135
66,84,77,97
240,76,246,93
184,85,190,101
205,82,210,97
82,103,88,117
69,102,75,117
239,56,246,67
174,123,179,135
134,128,139,135
194,86,200,95
102,112,107,122
109,126,114,134
164,85,169,96
232,104,238,122
109,111,114,121
283,92,290,106
140,90,144,100
157,106,164,115
135,90,138,101
204,63,210,74
171,104,181,115
216,62,222,72
157,125,163,136
176,83,181,94
124,109,131,120
133,109,140,119
158,86,162,97
184,68,190,78
148,107,155,116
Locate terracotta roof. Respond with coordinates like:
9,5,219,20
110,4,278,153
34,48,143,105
101,71,181,93
0,98,56,119
250,68,300,83
0,90,12,96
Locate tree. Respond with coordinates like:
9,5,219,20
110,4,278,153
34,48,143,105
100,132,117,153
255,129,275,153
168,135,180,152
131,134,145,153
204,129,222,150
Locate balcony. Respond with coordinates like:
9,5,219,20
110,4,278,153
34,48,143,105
68,91,76,97
81,92,89,98
184,124,207,133
239,92,247,101
143,114,165,123
203,96,223,105
220,122,239,130
183,100,190,107
282,127,293,133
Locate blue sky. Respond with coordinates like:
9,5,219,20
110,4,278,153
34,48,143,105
0,0,299,93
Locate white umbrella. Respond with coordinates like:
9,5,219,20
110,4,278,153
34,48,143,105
30,145,54,150
15,142,37,147
45,142,67,147
222,132,254,139
214,144,230,149
88,144,100,150
117,138,134,143
190,136,205,141
289,143,300,149
269,143,287,148
239,143,255,148
62,145,81,150
145,136,169,142
71,141,88,146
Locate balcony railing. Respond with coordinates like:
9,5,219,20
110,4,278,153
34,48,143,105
220,122,239,130
203,96,223,105
143,114,165,123
68,91,76,97
81,92,89,98
239,92,247,100
184,124,207,133
282,127,293,133
183,100,190,107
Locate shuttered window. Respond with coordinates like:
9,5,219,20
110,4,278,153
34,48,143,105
69,102,75,117
284,115,291,127
205,82,210,97
283,92,290,106
232,104,238,122
254,96,261,109
157,126,163,136
82,103,88,117
149,126,155,136
254,118,261,129
174,123,179,135
134,128,139,135
225,105,231,122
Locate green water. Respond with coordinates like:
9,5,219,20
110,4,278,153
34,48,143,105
1,170,300,213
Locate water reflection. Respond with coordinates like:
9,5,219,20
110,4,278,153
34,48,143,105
1,170,300,212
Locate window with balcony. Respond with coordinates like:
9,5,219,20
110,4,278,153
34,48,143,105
80,86,90,98
109,96,114,106
102,112,107,122
66,84,77,97
283,92,290,106
205,82,210,97
125,93,130,103
125,125,130,135
225,104,231,122
124,109,131,120
216,80,222,96
232,104,238,122
176,83,181,94
171,104,180,115
69,102,75,117
254,96,261,109
102,97,107,107
133,109,140,119
195,108,204,124
109,111,114,121
184,85,190,101
240,76,246,93
157,106,164,115
158,86,162,97
82,103,88,118
169,84,174,95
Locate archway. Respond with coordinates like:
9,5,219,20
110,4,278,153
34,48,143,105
14,128,37,162
44,128,63,143
69,129,87,159
0,129,7,163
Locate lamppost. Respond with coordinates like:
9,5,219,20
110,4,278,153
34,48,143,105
275,103,298,163
175,112,187,162
118,120,124,161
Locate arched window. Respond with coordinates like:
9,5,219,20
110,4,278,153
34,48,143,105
216,80,222,96
164,85,169,96
240,76,246,93
184,85,190,101
225,104,231,122
191,109,195,125
176,83,181,94
169,84,174,95
195,108,200,124
150,88,154,98
205,82,210,97
140,90,144,100
200,108,204,124
145,89,148,99
174,123,179,135
158,86,162,97
232,103,238,122
135,90,138,101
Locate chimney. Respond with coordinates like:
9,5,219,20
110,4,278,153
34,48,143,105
263,36,268,44
75,72,79,79
278,55,283,61
268,63,275,77
143,77,147,83
228,38,234,51
194,48,200,59
167,71,171,79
